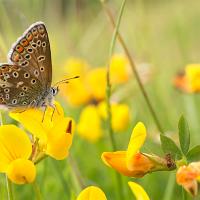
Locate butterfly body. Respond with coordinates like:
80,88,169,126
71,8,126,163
0,22,55,111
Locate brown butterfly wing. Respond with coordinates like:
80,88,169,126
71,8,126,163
8,22,52,90
0,64,43,110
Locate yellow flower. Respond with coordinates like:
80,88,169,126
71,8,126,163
86,67,107,101
98,101,130,132
10,101,74,160
102,122,175,177
0,125,36,184
176,161,200,196
77,105,103,142
174,64,200,93
185,64,200,92
110,54,130,84
60,58,91,106
128,181,150,200
76,186,107,200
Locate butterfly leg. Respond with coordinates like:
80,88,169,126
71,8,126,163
42,105,47,123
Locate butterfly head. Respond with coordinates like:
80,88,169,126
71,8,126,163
50,86,59,97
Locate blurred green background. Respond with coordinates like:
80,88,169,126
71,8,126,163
0,0,200,199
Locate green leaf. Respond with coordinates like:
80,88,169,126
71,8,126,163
178,116,190,155
160,134,182,159
186,145,200,162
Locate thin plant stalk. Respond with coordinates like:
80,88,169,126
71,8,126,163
104,0,126,199
102,1,163,133
5,176,13,200
68,154,85,190
32,181,42,200
0,112,14,200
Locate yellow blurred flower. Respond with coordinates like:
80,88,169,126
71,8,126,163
98,101,130,132
10,101,74,160
102,122,175,177
0,125,36,184
77,101,130,142
60,54,131,107
60,58,91,106
174,64,200,93
86,67,107,101
77,105,103,142
128,181,150,200
176,161,200,196
76,186,107,200
110,54,130,84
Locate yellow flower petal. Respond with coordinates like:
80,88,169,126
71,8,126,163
128,181,150,200
7,158,36,184
98,101,130,132
10,109,47,141
126,122,146,170
0,125,32,172
77,105,103,142
10,101,64,141
111,103,130,132
77,186,107,200
61,58,91,106
46,118,74,160
86,67,107,101
110,54,130,84
186,64,200,92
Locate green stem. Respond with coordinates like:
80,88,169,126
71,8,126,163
68,155,85,190
102,1,163,133
6,176,13,200
163,173,175,200
32,181,42,200
51,159,71,196
103,0,126,199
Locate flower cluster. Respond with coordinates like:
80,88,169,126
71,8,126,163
60,54,131,142
0,102,74,184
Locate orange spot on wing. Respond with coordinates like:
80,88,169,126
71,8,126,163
26,33,33,41
16,45,24,53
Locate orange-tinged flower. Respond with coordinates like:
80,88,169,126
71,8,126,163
176,162,200,196
110,54,130,84
0,125,36,184
76,186,107,200
98,101,130,132
174,64,200,93
128,181,150,200
10,101,74,160
77,105,103,142
102,122,175,177
102,151,154,177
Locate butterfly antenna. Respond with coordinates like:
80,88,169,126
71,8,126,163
54,76,79,86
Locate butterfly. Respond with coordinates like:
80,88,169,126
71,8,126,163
0,22,77,112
